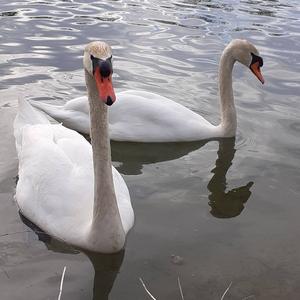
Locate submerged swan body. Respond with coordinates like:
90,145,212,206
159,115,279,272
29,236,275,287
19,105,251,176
14,42,134,253
31,39,264,142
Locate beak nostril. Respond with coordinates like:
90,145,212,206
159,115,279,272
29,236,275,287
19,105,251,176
106,96,113,106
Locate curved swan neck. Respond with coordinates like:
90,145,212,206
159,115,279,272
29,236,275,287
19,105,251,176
218,46,237,137
85,70,125,252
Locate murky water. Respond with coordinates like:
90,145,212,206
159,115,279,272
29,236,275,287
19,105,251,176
0,0,300,299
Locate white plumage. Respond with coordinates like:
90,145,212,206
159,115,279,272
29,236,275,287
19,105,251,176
14,42,134,253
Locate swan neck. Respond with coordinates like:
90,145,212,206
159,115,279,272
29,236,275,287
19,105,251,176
85,70,125,252
218,47,237,137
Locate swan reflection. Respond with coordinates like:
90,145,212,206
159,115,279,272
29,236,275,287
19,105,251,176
85,250,124,300
207,138,254,218
111,140,207,175
112,138,254,219
19,213,124,299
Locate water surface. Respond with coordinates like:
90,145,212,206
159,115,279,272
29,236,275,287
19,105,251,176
0,0,300,299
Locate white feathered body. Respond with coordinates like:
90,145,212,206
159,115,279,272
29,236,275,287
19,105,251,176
31,90,223,142
14,98,133,251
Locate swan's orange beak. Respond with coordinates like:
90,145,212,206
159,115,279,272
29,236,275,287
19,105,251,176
250,61,265,84
94,67,116,106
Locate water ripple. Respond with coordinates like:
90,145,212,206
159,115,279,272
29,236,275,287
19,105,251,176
1,0,300,299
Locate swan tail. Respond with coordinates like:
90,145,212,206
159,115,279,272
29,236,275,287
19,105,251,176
14,97,50,152
15,97,50,126
30,98,90,134
29,100,66,121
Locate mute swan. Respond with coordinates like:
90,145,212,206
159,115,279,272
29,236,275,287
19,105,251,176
14,41,134,253
30,39,264,142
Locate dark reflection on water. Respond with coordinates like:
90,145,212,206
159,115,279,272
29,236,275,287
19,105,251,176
20,213,124,300
86,251,124,300
0,11,18,17
207,138,253,218
112,137,254,217
112,140,207,175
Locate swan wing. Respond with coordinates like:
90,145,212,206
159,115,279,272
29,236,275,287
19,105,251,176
15,122,94,242
112,167,134,234
109,90,218,142
64,96,89,114
14,99,133,244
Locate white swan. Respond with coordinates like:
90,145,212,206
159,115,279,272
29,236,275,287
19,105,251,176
30,39,264,142
14,41,134,253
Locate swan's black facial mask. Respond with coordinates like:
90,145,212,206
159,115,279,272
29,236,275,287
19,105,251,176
249,53,264,84
250,53,263,68
90,55,113,78
90,55,116,105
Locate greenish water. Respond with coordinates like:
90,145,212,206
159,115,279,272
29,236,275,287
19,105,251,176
0,0,299,299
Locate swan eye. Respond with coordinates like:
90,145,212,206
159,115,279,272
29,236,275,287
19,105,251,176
250,53,263,68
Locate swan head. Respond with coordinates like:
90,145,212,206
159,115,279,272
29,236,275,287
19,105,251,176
83,41,116,106
229,39,264,84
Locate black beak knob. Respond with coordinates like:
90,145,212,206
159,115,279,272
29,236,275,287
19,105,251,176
106,96,113,106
